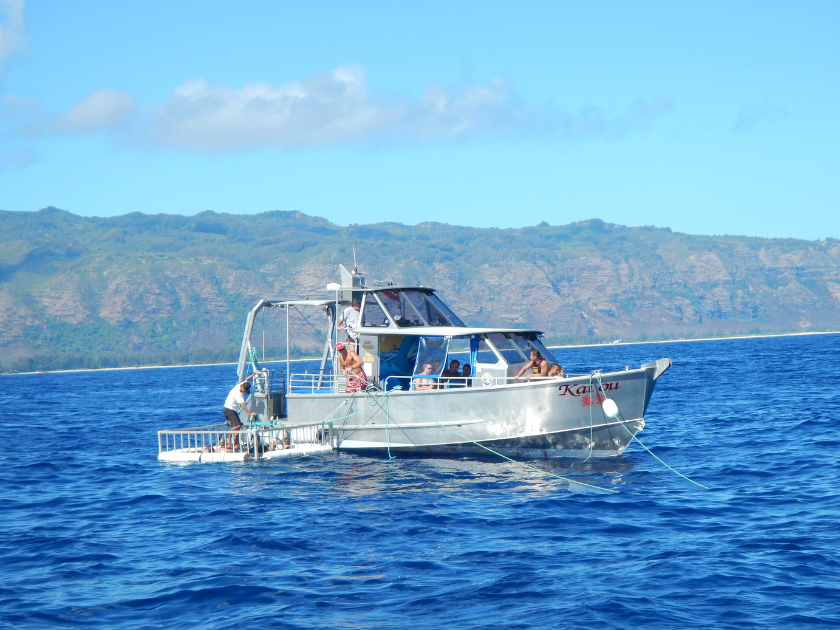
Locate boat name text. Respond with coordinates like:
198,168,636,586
558,382,621,397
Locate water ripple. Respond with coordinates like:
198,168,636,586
2,335,840,628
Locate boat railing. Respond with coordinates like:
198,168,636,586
158,420,334,462
289,372,358,394
252,368,285,395
382,375,472,390
381,374,581,390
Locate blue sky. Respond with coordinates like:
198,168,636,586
0,1,837,239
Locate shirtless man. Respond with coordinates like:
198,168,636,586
514,349,549,381
548,363,565,378
336,342,367,392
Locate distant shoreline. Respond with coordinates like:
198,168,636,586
549,329,840,349
3,329,838,376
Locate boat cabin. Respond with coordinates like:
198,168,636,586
350,285,557,390
236,264,559,399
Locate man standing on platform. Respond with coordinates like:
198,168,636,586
223,371,259,448
338,298,361,350
336,342,368,392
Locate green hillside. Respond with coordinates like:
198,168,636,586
2,207,839,372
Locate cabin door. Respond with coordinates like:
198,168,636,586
358,335,379,384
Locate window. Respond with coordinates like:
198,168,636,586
426,292,465,326
486,333,527,363
510,333,535,360
361,295,390,327
529,336,557,364
375,290,423,327
402,290,431,325
476,337,499,364
412,337,449,376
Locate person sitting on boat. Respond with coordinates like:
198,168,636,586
223,372,260,446
548,363,565,378
514,349,549,381
461,363,472,387
337,342,368,392
441,359,460,388
415,363,438,390
338,298,361,349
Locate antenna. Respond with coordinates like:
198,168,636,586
352,245,357,273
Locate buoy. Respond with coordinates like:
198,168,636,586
602,398,619,418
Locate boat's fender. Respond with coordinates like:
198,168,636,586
641,358,672,381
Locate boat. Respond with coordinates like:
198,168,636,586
201,263,672,460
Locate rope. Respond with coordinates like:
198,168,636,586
292,305,334,347
592,372,709,490
320,390,362,425
572,371,597,468
384,388,396,460
281,358,702,493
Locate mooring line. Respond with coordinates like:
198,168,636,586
593,372,709,490
572,371,597,468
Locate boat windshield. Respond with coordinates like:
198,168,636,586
361,295,390,327
510,333,534,360
373,289,466,328
425,292,465,326
486,333,527,363
376,290,425,327
529,335,557,364
476,337,499,363
412,337,449,377
508,333,557,364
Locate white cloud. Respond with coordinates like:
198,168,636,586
0,0,25,64
140,67,672,151
38,65,674,152
56,88,135,133
146,66,402,150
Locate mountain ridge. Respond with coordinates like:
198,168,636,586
2,207,839,372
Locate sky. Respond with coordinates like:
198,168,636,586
0,1,838,239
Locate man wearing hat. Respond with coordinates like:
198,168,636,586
223,371,259,434
336,342,367,392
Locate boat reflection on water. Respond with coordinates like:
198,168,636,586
323,453,640,498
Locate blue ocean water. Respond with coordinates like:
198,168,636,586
2,334,840,629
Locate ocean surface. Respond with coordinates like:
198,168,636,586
2,334,840,629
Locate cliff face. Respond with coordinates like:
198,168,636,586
2,207,839,370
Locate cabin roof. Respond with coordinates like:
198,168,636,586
257,299,545,337
265,299,335,307
353,325,546,337
359,285,436,293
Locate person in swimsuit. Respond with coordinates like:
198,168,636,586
337,342,368,392
415,363,437,390
514,349,549,381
